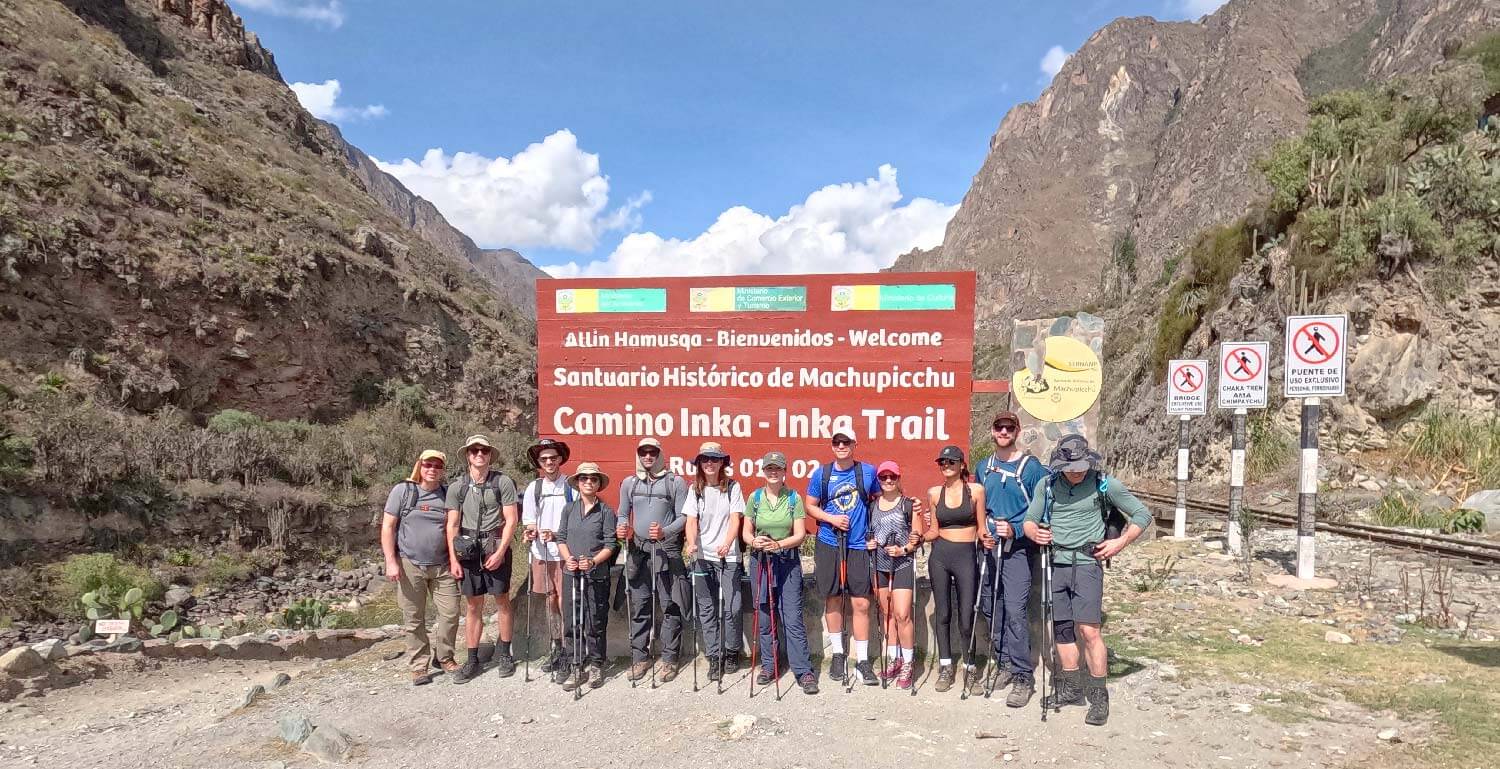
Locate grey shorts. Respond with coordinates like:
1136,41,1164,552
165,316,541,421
1050,561,1104,625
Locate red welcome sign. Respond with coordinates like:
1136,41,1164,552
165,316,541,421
536,272,975,493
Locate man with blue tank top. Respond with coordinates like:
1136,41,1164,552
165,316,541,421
976,411,1047,705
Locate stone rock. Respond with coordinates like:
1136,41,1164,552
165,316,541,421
1458,490,1500,532
1232,703,1253,713
271,672,292,688
236,684,266,710
719,714,758,740
302,723,355,762
0,647,45,677
30,639,66,662
141,638,176,659
278,713,316,745
1348,333,1443,419
1376,728,1401,743
165,586,195,609
101,637,143,653
1324,631,1354,645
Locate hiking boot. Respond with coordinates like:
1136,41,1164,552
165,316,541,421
1085,683,1110,725
756,669,774,687
723,653,741,675
493,654,517,678
880,657,903,681
410,670,433,686
798,672,819,694
587,663,606,688
856,660,878,686
539,643,564,674
966,665,987,697
1042,669,1085,708
934,663,956,692
451,657,481,685
706,658,723,682
990,667,1014,693
1006,674,1035,708
656,660,679,683
439,659,460,675
628,660,653,681
895,660,914,690
828,653,847,682
561,666,584,691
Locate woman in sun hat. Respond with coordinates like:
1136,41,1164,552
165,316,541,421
554,461,617,691
380,449,460,685
684,441,746,681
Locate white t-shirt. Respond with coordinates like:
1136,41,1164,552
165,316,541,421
521,475,572,561
686,481,745,563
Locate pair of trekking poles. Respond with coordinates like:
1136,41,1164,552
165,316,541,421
748,535,782,700
688,553,734,695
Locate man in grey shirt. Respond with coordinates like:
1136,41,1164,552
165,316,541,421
613,437,691,683
445,434,519,683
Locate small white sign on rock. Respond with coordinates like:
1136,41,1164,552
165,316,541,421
94,619,131,635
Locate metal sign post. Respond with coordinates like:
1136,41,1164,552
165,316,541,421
1283,316,1347,580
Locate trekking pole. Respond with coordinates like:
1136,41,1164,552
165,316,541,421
750,553,761,699
870,537,881,692
523,545,533,683
572,569,583,702
984,538,1003,699
836,529,853,693
769,554,781,701
716,563,727,696
648,549,662,690
909,549,919,698
690,557,703,692
1040,526,1058,720
961,544,988,701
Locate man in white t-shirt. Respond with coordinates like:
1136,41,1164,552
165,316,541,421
522,438,573,677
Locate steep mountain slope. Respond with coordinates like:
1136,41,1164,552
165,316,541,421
329,123,547,315
0,0,535,422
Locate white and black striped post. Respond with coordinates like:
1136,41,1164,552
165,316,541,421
1296,397,1320,579
1227,408,1247,555
1174,414,1190,538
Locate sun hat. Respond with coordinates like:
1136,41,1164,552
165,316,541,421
527,438,571,469
876,460,901,478
761,451,787,470
568,461,611,492
1048,434,1102,473
408,449,447,482
462,434,495,451
696,441,729,461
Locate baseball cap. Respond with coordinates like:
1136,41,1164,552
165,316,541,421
831,430,856,443
992,411,1021,429
761,451,787,469
408,449,447,482
876,460,901,477
935,445,965,463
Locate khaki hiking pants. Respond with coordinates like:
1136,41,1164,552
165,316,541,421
396,557,460,671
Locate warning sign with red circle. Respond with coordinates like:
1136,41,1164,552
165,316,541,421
1218,341,1268,409
1167,359,1208,415
1284,314,1347,397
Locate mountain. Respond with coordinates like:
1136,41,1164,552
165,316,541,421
0,0,536,422
328,123,547,315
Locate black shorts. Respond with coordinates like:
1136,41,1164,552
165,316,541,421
459,547,514,597
814,540,872,597
874,560,915,590
1050,560,1104,625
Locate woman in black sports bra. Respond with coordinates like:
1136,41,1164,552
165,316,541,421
923,445,986,693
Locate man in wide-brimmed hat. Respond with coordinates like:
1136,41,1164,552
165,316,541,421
614,437,691,683
1022,434,1152,726
445,434,520,683
522,438,572,676
555,461,617,691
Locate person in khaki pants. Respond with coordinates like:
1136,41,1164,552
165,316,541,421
381,450,461,685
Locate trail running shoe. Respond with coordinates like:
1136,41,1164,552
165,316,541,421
896,660,914,690
828,653,847,682
799,672,819,694
881,657,903,681
856,660,878,686
493,655,517,678
451,658,481,685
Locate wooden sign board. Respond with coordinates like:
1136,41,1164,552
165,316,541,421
537,273,975,488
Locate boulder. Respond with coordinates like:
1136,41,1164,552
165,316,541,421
279,713,316,745
164,586,195,610
30,639,66,662
1459,490,1500,532
1348,333,1443,419
0,647,45,677
302,723,355,762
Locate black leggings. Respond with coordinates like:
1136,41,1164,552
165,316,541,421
930,538,978,663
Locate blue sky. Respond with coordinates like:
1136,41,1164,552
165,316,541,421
239,0,1227,275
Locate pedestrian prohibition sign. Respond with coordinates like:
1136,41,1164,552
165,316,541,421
1218,341,1268,409
1167,359,1208,415
1284,314,1347,397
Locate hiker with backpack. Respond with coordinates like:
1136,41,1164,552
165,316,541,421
924,445,987,694
683,441,745,689
445,434,521,684
521,438,573,679
557,462,617,691
869,460,923,690
1022,434,1152,726
974,411,1047,705
615,437,692,685
805,430,885,687
741,451,818,695
381,449,460,686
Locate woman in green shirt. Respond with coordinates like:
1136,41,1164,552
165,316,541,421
742,451,817,695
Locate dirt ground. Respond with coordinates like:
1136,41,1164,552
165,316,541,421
1,635,1397,769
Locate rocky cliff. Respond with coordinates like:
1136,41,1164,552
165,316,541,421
0,0,535,422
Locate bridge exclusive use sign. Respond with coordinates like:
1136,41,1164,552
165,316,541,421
537,272,975,485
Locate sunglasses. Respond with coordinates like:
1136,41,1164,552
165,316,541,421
831,439,853,448
937,459,959,467
878,474,899,481
698,456,724,463
537,454,561,463
993,423,1018,433
576,474,602,484
419,461,445,470
468,447,492,455
636,447,660,456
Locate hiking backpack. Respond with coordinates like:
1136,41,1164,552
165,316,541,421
981,454,1037,505
529,475,574,513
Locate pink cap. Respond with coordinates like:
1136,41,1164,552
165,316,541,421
876,460,901,477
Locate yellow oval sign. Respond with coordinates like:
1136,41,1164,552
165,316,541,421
1011,336,1102,423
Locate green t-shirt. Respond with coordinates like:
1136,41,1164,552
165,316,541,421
445,470,518,532
746,487,803,540
1023,471,1152,564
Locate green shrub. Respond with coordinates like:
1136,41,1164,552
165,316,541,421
1459,32,1500,95
1444,508,1486,535
1407,408,1500,488
196,552,256,588
1371,491,1446,529
1246,412,1296,482
53,553,162,617
206,409,266,433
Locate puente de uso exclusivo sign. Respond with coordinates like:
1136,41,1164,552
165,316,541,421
537,273,975,484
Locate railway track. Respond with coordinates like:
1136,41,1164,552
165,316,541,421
1134,489,1500,567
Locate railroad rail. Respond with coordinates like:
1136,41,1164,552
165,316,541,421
1133,489,1500,567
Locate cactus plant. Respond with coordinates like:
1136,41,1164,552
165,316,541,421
281,598,330,630
149,609,181,637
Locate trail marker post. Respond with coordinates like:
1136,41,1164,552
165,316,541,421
1166,359,1207,539
1218,341,1268,557
1283,315,1348,580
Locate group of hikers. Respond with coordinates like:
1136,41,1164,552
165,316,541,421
378,411,1153,725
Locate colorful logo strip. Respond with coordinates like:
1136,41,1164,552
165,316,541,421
555,288,667,314
689,286,807,312
830,283,956,312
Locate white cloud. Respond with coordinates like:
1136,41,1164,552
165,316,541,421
547,165,955,278
1040,45,1071,78
374,130,647,252
1170,0,1229,18
289,79,387,122
235,0,344,28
